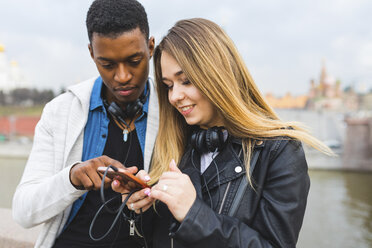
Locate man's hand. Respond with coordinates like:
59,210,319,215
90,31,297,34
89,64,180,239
69,155,138,190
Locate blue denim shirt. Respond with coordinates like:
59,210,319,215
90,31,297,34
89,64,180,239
63,76,149,230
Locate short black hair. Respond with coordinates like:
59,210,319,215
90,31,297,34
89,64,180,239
86,0,149,42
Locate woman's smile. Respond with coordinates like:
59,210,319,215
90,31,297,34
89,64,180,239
178,104,195,116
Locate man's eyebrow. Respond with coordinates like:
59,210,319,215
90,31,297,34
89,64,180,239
127,52,143,59
97,57,113,62
97,52,144,62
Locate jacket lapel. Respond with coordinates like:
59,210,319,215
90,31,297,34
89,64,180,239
202,143,246,191
63,78,95,166
179,148,203,197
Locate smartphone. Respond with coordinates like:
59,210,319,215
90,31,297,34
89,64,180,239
97,166,149,190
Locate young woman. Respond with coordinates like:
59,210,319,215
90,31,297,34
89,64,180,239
113,18,332,248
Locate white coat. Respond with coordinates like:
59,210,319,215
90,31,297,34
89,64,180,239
12,77,159,247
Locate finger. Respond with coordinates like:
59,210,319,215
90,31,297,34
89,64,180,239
134,201,154,214
104,159,138,176
79,174,94,190
111,179,130,194
149,187,174,208
136,170,151,182
159,171,184,181
87,160,114,189
99,155,126,170
103,181,112,189
128,195,154,212
85,165,107,190
154,177,192,197
127,188,151,204
126,166,139,174
126,188,152,210
169,159,181,173
103,174,112,188
151,181,175,196
114,179,138,193
96,166,117,189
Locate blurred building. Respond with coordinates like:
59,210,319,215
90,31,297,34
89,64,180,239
266,61,361,111
306,62,346,110
360,92,372,111
0,43,29,93
265,92,308,109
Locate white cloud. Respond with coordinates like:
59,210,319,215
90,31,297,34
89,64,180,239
358,42,372,68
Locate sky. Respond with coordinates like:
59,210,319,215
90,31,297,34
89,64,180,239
0,0,371,96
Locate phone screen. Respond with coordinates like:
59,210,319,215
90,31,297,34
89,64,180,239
97,167,149,190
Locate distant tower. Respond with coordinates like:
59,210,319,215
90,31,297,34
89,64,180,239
319,60,327,89
309,79,317,98
0,42,28,92
0,43,9,91
319,60,336,98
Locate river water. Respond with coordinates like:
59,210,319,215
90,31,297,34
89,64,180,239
1,157,372,247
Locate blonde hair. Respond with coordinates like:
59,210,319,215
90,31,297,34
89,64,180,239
149,18,332,185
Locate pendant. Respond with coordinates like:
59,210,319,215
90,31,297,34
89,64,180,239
123,129,129,142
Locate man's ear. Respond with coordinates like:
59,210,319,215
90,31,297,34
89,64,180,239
88,43,94,60
148,36,155,58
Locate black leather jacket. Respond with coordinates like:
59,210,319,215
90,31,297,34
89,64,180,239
152,136,310,248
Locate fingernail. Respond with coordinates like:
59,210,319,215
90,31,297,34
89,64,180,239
171,159,176,167
113,180,119,186
144,175,151,181
144,188,150,195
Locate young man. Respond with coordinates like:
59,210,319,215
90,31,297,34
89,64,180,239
12,0,158,247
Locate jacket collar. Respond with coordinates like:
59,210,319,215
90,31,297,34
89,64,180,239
89,77,104,111
182,137,265,192
230,136,265,148
201,141,245,191
67,77,97,115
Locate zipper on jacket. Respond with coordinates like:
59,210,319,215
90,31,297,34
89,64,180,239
217,148,243,214
129,219,135,236
218,181,231,214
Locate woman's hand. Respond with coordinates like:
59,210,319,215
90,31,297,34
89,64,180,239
111,170,154,214
150,159,196,222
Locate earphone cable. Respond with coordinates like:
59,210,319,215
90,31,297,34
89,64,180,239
100,165,121,214
91,165,148,247
191,149,214,209
89,190,134,241
212,150,221,211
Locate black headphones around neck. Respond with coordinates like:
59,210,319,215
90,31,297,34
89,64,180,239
104,82,149,125
190,126,226,154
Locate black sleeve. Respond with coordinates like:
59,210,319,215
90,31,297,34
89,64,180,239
173,140,310,248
